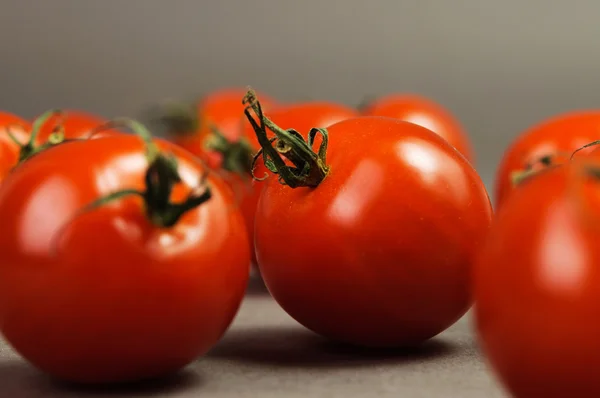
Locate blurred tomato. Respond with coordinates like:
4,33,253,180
159,88,279,165
475,158,600,398
361,94,475,163
0,111,31,182
494,110,600,209
34,109,122,142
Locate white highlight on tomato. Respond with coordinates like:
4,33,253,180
19,175,77,255
328,158,383,227
395,139,470,207
537,199,589,295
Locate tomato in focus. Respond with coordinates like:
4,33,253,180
474,160,600,398
239,100,360,264
361,94,475,164
0,132,250,383
246,92,492,347
494,110,600,209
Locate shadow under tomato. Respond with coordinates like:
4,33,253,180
0,359,204,397
207,325,457,369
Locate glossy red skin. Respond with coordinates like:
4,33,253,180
242,101,360,265
0,112,31,183
494,110,600,209
474,162,600,398
361,94,475,164
0,136,250,384
171,88,278,163
255,116,492,347
34,110,122,142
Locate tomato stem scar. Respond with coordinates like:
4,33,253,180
510,152,572,187
77,118,213,228
242,87,330,188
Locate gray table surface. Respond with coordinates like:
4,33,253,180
0,276,508,398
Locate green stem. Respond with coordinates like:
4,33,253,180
19,109,65,163
510,153,569,186
75,118,212,228
204,124,255,176
242,88,329,188
571,140,600,160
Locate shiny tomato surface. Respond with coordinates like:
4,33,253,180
361,94,475,163
255,115,492,347
475,160,600,398
0,135,250,383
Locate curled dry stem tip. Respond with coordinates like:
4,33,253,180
242,87,330,188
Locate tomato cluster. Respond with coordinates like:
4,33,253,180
8,85,581,393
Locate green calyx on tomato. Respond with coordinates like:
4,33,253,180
243,88,330,188
6,109,66,164
204,125,255,176
510,154,556,186
80,118,212,228
153,100,256,178
510,142,600,187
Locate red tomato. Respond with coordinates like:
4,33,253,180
361,94,475,164
494,110,600,209
0,131,250,383
34,109,122,142
474,159,600,398
161,88,279,164
246,95,492,347
165,95,359,266
0,112,31,182
239,100,360,265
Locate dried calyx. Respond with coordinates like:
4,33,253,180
242,88,329,188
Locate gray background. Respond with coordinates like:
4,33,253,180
2,0,600,186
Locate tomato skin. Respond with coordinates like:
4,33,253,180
255,116,492,347
241,101,360,264
361,94,475,164
170,88,278,163
0,136,250,383
0,112,31,183
494,110,600,209
474,162,600,398
34,109,122,142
